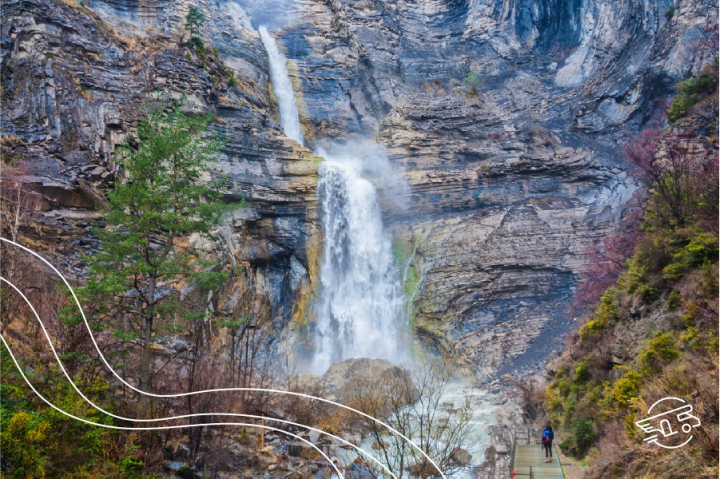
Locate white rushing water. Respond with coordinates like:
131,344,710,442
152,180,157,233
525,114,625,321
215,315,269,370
258,27,407,374
258,25,304,145
312,145,408,373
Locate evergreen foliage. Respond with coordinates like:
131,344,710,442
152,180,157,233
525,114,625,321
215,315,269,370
185,7,206,44
61,95,233,403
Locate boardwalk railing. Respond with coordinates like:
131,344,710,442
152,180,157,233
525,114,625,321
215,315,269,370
510,428,535,477
510,428,517,475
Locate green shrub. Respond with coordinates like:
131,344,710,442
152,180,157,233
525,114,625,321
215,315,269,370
546,389,564,413
464,71,479,85
0,410,50,478
573,419,596,456
559,419,596,458
625,260,650,294
556,379,572,397
574,363,590,384
603,370,642,414
579,318,607,340
663,231,719,279
680,326,708,351
662,261,687,280
0,349,146,478
191,36,205,50
225,67,238,87
562,398,578,429
559,436,574,453
667,62,719,123
638,332,679,374
709,329,719,352
579,291,617,340
667,290,681,310
665,4,674,18
682,232,718,263
463,72,480,85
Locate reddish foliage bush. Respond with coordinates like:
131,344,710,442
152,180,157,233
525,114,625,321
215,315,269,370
572,199,643,313
625,128,718,229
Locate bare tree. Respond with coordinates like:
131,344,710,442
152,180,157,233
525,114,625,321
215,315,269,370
344,358,475,478
0,162,35,243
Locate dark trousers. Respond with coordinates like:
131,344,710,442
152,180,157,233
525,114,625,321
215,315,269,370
544,442,553,457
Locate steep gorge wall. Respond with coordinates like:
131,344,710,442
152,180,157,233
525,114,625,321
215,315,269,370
258,0,716,378
2,0,717,380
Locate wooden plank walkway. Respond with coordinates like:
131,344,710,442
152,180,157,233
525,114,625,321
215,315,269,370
513,444,565,478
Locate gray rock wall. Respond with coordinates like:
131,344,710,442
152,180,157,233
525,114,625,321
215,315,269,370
1,0,320,338
2,0,716,379
257,0,716,378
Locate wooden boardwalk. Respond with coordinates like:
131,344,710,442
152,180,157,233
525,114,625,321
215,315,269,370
512,444,565,479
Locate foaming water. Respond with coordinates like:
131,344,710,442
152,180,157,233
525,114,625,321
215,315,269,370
312,144,408,373
258,25,304,145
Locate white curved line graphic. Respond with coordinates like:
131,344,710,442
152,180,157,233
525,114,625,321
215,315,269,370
0,276,395,479
0,238,445,479
650,436,693,449
0,335,344,479
647,397,685,414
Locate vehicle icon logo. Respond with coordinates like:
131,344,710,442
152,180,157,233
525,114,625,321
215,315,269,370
635,397,701,449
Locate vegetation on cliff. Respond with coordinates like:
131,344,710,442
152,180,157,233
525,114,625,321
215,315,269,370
0,347,150,478
543,61,719,478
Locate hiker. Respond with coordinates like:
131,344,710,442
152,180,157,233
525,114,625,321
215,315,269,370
541,424,554,463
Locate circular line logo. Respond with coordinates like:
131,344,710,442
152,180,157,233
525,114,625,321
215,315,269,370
635,397,701,449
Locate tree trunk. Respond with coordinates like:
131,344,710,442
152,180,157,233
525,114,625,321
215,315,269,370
139,268,157,415
230,330,236,386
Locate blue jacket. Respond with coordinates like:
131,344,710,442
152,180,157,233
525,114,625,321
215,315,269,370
542,428,554,443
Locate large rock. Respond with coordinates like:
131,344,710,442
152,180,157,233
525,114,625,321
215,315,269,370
448,447,472,467
318,357,394,392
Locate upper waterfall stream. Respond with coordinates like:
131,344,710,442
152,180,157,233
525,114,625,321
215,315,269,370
259,27,407,374
259,25,304,146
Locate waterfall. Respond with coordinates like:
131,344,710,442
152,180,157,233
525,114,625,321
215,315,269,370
259,27,407,374
258,25,304,145
312,145,408,373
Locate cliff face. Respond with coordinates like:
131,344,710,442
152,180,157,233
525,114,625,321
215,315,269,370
1,0,321,336
268,0,716,378
2,0,717,378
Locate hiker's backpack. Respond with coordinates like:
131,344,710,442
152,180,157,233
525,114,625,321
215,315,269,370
542,430,550,444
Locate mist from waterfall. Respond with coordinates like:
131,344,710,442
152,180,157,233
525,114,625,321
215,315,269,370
258,25,304,145
258,27,407,375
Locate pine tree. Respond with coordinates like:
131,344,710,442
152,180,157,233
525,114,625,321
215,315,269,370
185,7,206,45
63,96,234,412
